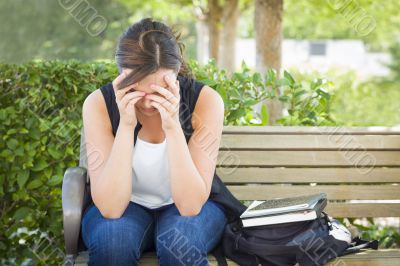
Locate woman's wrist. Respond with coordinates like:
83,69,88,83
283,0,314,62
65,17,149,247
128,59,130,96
164,121,182,136
118,121,136,134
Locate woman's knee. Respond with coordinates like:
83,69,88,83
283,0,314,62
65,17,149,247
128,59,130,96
87,218,143,265
155,200,227,265
156,227,208,266
82,203,154,265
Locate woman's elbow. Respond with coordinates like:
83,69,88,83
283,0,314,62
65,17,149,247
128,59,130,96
176,201,203,217
179,208,201,217
93,197,127,219
98,207,124,219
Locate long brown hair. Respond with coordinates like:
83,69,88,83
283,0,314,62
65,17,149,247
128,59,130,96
115,18,192,90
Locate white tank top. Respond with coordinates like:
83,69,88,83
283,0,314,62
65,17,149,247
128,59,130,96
130,136,174,209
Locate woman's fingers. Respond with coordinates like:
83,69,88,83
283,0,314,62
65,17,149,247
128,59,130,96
112,72,139,101
115,83,139,102
145,94,176,113
164,75,180,98
150,101,167,119
150,85,179,105
126,96,143,111
120,91,145,109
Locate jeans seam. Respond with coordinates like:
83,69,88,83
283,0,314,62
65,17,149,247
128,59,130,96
155,212,160,256
203,204,228,251
136,219,153,259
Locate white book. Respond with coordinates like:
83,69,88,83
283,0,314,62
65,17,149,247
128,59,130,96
242,210,317,228
240,203,310,219
240,193,326,219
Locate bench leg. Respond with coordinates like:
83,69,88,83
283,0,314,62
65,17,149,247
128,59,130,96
62,167,87,263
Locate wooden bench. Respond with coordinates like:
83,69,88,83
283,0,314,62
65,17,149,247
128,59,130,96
63,126,400,265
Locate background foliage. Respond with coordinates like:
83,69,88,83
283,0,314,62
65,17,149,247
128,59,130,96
190,59,335,126
2,0,399,63
0,61,117,265
290,68,400,126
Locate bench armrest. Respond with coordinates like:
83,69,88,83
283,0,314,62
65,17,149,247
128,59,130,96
62,166,87,257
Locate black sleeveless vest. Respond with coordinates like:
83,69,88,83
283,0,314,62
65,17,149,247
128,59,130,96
99,75,246,222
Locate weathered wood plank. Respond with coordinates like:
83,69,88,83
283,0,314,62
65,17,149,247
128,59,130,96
222,126,400,135
217,151,400,167
220,134,400,150
325,203,400,217
216,167,400,183
326,249,400,266
74,249,400,266
226,185,400,200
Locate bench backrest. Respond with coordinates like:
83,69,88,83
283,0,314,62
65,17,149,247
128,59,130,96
216,126,400,218
80,126,400,218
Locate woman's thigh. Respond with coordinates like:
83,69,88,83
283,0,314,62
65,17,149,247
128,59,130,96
81,202,155,266
155,199,227,266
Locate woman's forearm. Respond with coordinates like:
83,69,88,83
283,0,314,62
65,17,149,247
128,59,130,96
92,123,135,218
165,124,207,216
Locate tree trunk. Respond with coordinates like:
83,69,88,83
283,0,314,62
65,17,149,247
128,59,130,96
220,0,240,73
207,0,223,62
254,0,283,125
195,19,209,64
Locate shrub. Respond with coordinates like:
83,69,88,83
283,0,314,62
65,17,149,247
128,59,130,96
0,60,117,265
189,59,336,126
290,69,400,126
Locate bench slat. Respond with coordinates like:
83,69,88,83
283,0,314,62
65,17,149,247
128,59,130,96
222,126,400,135
227,185,400,200
326,249,400,266
326,203,400,217
218,151,400,167
221,135,400,150
74,249,400,266
216,167,400,183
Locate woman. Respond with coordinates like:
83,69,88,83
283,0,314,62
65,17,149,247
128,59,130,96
80,18,230,266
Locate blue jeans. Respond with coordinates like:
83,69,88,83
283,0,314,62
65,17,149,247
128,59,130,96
81,199,227,266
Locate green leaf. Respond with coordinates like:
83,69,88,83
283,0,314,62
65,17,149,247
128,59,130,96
13,207,32,221
252,73,262,84
294,90,307,98
276,78,291,87
279,96,290,102
244,99,258,106
0,175,4,195
47,175,63,186
261,105,269,125
17,170,30,188
48,146,62,160
0,149,12,158
20,128,29,134
283,70,295,86
265,69,277,83
6,129,17,135
31,159,48,171
27,179,42,189
7,139,18,150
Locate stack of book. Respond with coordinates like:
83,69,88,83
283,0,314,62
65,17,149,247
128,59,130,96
240,193,327,228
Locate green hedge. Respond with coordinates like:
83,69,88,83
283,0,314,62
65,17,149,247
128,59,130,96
0,60,117,265
0,60,336,265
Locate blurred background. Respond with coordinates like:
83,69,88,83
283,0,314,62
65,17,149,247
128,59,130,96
1,0,399,126
0,0,399,265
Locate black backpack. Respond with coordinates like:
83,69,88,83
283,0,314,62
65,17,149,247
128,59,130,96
209,178,378,266
212,210,378,266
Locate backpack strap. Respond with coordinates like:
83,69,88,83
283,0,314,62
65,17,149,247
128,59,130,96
211,243,228,266
341,236,379,256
